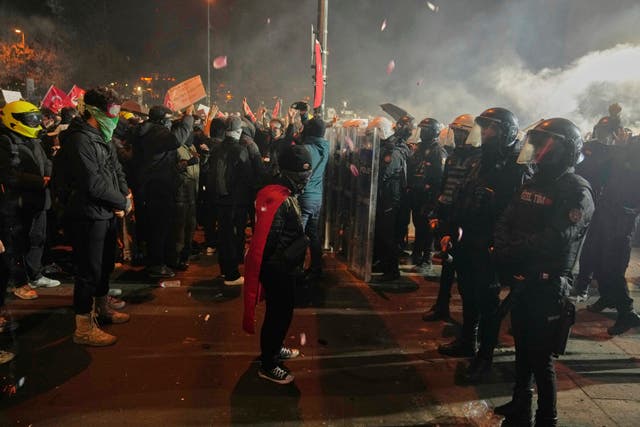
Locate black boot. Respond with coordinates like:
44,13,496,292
495,388,533,426
464,353,492,382
607,310,640,335
422,304,450,322
534,412,557,427
438,338,476,357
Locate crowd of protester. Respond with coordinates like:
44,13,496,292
1,87,639,425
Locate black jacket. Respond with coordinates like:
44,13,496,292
407,141,447,208
59,118,128,220
494,171,594,284
452,146,531,249
378,139,411,210
133,116,194,195
0,126,52,212
261,181,306,275
207,136,254,206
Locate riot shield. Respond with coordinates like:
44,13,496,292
322,124,379,282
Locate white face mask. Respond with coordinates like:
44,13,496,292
225,129,242,140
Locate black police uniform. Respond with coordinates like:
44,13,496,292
494,171,594,425
374,138,410,280
589,143,640,333
449,146,530,364
572,140,610,296
406,140,446,266
429,144,481,316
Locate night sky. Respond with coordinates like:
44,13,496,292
2,0,640,130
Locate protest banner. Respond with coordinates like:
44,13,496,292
164,76,207,111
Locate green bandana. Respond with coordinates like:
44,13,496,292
86,105,119,142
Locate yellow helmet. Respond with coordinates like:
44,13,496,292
0,100,43,139
119,110,134,121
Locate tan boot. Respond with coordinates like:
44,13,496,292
73,314,117,346
96,296,130,324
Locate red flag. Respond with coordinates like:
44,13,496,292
67,85,85,106
313,39,324,109
272,98,281,118
41,85,75,113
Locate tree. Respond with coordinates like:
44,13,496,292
0,40,70,94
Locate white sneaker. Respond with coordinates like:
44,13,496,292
223,276,244,286
30,275,61,288
108,288,123,296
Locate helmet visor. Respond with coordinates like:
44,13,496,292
517,128,564,165
13,111,43,128
475,115,501,130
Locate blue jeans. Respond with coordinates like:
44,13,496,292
300,198,322,273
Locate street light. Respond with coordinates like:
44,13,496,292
14,28,25,48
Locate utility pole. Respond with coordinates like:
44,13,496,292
316,0,328,119
207,1,211,106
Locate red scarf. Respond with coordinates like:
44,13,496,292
242,184,291,334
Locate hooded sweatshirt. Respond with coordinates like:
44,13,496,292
298,135,329,204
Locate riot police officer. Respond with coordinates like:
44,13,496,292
423,114,481,321
393,115,415,255
438,108,530,382
493,118,594,427
570,133,610,301
585,141,640,334
374,117,411,281
407,118,446,275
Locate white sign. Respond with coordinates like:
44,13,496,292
2,89,23,103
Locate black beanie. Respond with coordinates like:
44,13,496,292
279,145,312,172
227,116,242,132
149,105,173,122
303,118,326,138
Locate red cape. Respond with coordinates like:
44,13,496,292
243,184,291,334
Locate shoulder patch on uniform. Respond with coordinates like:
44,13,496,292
384,154,392,163
568,208,583,223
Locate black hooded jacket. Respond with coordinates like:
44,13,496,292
207,135,254,206
58,118,128,220
0,126,52,212
131,115,193,195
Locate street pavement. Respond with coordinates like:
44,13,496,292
1,247,639,426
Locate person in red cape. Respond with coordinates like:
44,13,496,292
243,144,312,384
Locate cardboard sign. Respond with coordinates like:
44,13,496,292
2,89,23,103
164,76,207,111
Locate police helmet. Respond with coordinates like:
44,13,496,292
417,117,443,143
518,117,583,170
475,107,519,147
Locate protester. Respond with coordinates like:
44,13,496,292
0,100,60,300
299,117,329,282
207,116,255,286
243,144,312,384
132,105,194,278
60,87,131,346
